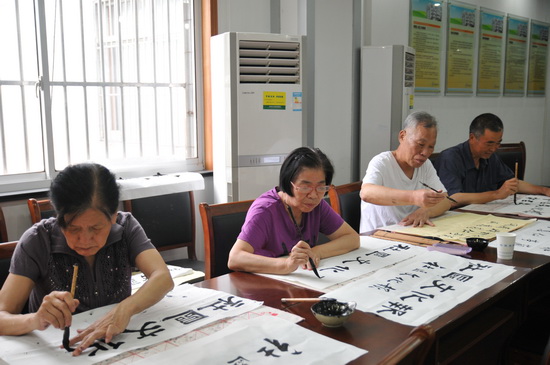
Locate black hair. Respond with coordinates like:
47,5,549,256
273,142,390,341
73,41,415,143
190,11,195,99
469,113,503,138
279,147,334,197
49,163,120,228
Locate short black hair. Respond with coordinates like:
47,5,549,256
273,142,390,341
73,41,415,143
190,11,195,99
50,163,120,228
279,147,334,197
469,113,503,138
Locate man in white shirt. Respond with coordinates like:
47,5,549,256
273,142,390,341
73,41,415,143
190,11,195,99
359,111,452,233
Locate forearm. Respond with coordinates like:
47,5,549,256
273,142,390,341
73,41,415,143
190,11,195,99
228,250,291,275
361,184,415,206
518,180,550,196
426,199,452,218
0,311,38,336
451,191,502,206
313,233,359,259
119,270,174,316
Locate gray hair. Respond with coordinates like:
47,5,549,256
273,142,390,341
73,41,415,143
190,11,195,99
402,111,438,131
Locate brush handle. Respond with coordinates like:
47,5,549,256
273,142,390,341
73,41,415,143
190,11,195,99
281,298,326,303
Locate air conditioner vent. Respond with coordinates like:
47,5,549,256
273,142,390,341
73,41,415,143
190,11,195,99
239,40,301,84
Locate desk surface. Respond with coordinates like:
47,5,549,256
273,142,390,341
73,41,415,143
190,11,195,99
197,265,530,364
197,272,410,364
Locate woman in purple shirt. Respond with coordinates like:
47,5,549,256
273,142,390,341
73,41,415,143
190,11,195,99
228,147,360,275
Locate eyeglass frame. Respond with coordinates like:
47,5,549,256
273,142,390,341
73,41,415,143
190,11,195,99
291,181,331,194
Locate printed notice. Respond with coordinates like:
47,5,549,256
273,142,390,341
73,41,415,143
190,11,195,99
263,91,286,110
477,9,505,95
527,21,549,96
446,2,476,94
410,0,443,94
504,15,529,96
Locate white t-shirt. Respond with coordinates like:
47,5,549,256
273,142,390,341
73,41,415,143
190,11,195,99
359,151,446,233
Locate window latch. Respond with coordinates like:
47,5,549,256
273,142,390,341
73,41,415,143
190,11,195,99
35,76,42,98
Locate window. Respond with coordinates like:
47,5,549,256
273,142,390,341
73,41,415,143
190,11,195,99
0,0,201,194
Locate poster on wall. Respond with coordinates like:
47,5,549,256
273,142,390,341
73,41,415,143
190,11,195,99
477,8,505,96
445,1,476,95
527,21,549,96
410,0,443,94
504,15,529,96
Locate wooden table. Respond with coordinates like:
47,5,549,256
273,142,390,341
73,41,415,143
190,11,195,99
197,265,531,364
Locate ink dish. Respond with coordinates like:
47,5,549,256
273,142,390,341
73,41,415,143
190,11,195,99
311,300,356,328
466,238,489,252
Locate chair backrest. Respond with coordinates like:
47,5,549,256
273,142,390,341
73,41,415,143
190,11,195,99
428,152,440,165
542,333,550,365
27,198,56,224
0,241,18,289
378,324,435,365
0,206,8,243
328,181,362,233
199,200,254,280
495,141,526,180
123,191,197,260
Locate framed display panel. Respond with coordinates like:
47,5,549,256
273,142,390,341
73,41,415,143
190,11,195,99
503,15,529,96
410,0,444,94
527,20,549,96
445,1,476,95
477,8,505,96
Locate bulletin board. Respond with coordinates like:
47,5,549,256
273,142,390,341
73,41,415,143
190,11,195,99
445,1,476,95
527,20,549,96
477,8,505,95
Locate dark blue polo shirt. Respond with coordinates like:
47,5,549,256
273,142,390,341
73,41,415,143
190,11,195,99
434,140,514,196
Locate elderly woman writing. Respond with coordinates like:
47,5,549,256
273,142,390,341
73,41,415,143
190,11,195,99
0,163,173,356
228,147,360,275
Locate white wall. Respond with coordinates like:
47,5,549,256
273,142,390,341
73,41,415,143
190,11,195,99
216,0,550,187
366,0,550,185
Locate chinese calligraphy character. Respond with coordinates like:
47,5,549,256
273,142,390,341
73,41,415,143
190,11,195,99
377,301,413,316
320,265,350,273
442,272,473,283
123,321,164,339
197,296,246,311
459,262,491,272
87,340,124,357
162,310,208,324
400,291,435,302
369,283,395,292
419,280,455,293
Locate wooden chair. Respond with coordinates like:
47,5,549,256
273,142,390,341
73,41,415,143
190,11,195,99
199,199,254,280
27,198,56,224
378,324,435,365
495,141,526,180
0,241,18,289
123,191,203,271
0,206,9,243
428,152,440,165
328,181,362,233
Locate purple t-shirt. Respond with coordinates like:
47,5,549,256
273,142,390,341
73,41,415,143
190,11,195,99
238,188,344,257
10,212,154,313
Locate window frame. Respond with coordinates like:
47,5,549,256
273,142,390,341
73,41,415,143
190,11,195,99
0,0,205,197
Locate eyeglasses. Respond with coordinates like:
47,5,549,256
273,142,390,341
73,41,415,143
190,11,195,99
291,182,330,194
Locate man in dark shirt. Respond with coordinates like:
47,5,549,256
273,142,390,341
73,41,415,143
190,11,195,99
434,113,550,206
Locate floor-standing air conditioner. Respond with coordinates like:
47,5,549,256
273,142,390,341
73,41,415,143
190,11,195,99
211,32,305,203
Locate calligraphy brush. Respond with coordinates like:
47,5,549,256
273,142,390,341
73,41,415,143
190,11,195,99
420,182,458,204
281,297,336,303
286,205,321,279
514,162,518,205
63,264,79,352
